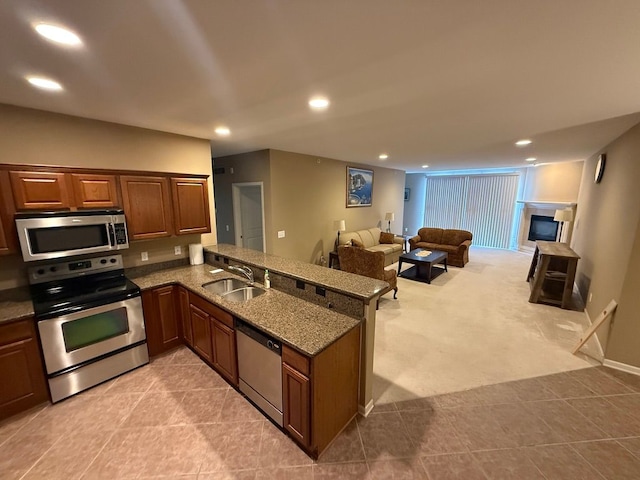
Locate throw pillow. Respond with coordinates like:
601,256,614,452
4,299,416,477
351,238,365,248
379,232,395,244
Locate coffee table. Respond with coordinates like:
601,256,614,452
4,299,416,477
398,249,448,284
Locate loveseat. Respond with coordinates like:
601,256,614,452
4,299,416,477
338,227,403,266
409,228,472,267
338,245,397,304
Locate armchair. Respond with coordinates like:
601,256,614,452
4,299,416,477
337,246,397,303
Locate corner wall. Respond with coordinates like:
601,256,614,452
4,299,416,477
572,122,640,362
0,104,215,290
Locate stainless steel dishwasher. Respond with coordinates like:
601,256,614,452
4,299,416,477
235,319,283,426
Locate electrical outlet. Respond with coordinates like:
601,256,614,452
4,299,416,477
174,246,181,255
404,227,408,232
278,230,285,238
141,252,148,262
226,225,229,232
230,167,234,174
588,292,593,303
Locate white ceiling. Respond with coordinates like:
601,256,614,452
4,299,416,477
2,0,640,172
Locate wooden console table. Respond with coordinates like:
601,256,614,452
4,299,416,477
526,241,580,309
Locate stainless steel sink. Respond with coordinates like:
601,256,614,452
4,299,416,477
202,278,248,295
222,286,266,303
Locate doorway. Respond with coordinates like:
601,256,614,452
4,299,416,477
232,182,266,252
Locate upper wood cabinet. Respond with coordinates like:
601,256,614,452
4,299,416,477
10,171,72,210
0,220,9,255
71,173,120,209
171,177,211,235
120,175,174,240
0,171,17,255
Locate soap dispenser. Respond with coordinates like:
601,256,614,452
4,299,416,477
264,269,271,289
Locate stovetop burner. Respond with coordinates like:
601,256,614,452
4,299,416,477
27,254,140,320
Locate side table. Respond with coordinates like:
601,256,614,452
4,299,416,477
329,251,340,269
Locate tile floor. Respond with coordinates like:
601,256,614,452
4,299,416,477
1,346,640,479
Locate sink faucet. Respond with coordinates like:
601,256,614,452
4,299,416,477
228,265,254,284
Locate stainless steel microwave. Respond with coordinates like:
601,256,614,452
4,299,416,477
15,210,129,262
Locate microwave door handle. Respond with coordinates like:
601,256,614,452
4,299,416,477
108,224,115,246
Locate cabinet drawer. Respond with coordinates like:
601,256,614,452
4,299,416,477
189,293,233,328
282,345,310,376
0,318,34,346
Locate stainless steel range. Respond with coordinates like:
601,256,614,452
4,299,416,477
28,254,148,402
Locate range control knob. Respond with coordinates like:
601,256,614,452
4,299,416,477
37,269,45,275
100,259,108,264
110,258,117,263
49,266,58,272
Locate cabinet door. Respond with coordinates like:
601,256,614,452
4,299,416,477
0,218,8,255
0,319,48,421
143,286,181,357
120,175,174,240
178,287,193,347
282,362,311,448
190,304,213,363
10,171,71,210
211,318,237,385
171,177,211,235
71,173,119,209
0,171,17,255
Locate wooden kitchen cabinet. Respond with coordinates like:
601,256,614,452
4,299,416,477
71,173,120,209
142,286,182,357
178,286,193,347
282,360,311,447
0,171,17,255
10,170,72,210
120,175,174,240
189,293,238,385
171,177,211,235
0,318,49,421
190,303,213,363
282,325,361,458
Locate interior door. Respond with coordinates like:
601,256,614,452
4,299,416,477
233,183,265,252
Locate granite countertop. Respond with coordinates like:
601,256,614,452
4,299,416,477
205,244,389,301
130,264,361,357
0,297,34,324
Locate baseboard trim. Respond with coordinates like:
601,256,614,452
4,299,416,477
602,359,640,376
358,399,374,417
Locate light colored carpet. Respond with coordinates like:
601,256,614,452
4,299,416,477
373,246,601,404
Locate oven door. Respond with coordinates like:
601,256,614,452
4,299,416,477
37,296,145,375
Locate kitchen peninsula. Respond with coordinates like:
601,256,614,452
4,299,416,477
129,244,387,457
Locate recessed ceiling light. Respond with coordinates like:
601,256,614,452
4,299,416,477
379,153,388,160
525,157,537,162
308,97,330,110
33,23,82,46
214,126,231,136
26,76,63,91
516,139,532,146
422,165,429,169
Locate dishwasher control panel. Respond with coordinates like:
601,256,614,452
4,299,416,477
235,320,282,355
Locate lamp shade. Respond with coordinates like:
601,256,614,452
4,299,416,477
334,220,346,231
553,209,574,222
385,212,395,222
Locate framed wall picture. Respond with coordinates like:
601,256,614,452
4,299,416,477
404,187,411,202
346,166,373,207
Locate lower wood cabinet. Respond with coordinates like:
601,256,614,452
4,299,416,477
190,303,213,363
211,318,237,384
142,286,182,357
0,318,48,421
282,325,361,458
178,286,192,347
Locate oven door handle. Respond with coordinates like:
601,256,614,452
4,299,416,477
107,223,116,247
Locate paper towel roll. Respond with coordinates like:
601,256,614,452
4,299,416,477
189,243,204,265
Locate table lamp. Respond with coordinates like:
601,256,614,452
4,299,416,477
385,212,395,233
553,208,574,242
334,220,346,249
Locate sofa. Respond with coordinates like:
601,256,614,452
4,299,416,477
337,245,397,304
338,227,403,266
409,228,472,267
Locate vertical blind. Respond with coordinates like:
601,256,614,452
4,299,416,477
424,174,519,249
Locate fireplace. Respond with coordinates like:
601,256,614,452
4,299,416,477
528,214,558,242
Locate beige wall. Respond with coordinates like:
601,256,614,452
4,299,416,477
269,150,405,263
213,149,405,264
522,161,584,202
0,104,215,289
572,122,640,363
